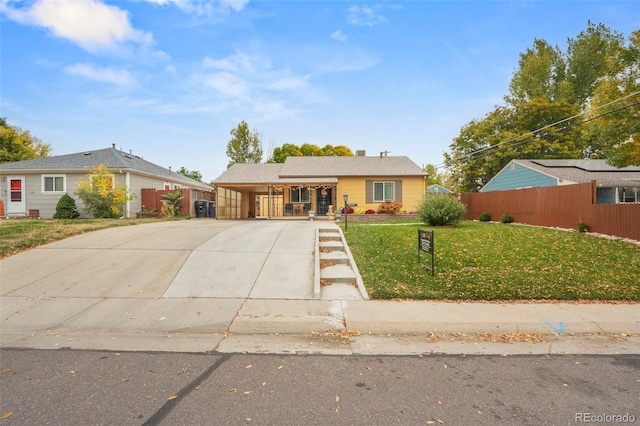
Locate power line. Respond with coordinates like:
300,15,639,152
435,90,640,169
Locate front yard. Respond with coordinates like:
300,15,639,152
341,221,640,301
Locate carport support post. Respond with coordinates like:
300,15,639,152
343,192,348,231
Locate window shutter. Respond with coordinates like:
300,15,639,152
365,180,373,203
395,180,402,202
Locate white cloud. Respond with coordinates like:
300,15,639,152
267,76,308,91
202,53,256,72
64,63,135,86
219,0,250,12
195,71,251,98
141,0,249,15
1,0,153,53
331,30,347,42
347,4,387,27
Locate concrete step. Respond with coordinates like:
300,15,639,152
320,251,349,264
314,226,368,301
320,283,363,300
320,264,356,282
319,232,341,241
319,241,344,251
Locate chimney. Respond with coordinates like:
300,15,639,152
112,143,116,149
356,150,366,157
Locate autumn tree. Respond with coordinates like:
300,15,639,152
424,164,443,186
75,164,134,218
446,22,640,191
0,117,51,163
581,29,640,166
226,120,263,168
269,143,303,163
268,143,354,163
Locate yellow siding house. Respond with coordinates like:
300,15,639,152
213,152,428,219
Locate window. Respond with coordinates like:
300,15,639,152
290,186,310,203
42,175,66,193
618,187,639,203
373,181,395,202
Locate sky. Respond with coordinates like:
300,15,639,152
1,1,639,183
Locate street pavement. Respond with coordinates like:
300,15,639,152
1,219,638,355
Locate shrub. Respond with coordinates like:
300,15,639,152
75,164,134,218
501,214,513,224
365,209,376,214
479,212,491,222
416,194,466,226
53,194,80,219
161,190,183,218
354,207,365,214
377,201,403,215
577,221,589,233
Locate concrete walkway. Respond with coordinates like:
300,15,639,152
1,220,638,355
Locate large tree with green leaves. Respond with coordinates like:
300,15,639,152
445,22,640,191
268,143,354,163
0,117,51,163
226,120,263,168
581,29,640,166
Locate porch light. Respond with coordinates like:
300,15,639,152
343,192,348,231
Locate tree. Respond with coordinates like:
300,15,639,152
424,164,443,186
268,143,354,163
0,117,51,163
75,164,134,218
446,22,639,191
53,193,80,219
226,120,263,168
269,143,303,163
506,39,571,105
177,166,203,183
300,143,324,157
331,145,354,156
581,30,640,166
444,106,517,192
566,21,626,105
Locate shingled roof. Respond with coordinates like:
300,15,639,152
515,159,640,187
0,147,208,188
214,155,426,185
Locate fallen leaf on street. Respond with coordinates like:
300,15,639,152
167,395,178,401
0,412,14,419
229,388,238,393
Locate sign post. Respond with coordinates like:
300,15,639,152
418,229,434,276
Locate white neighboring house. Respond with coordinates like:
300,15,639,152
0,145,212,218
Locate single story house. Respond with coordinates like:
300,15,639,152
213,152,428,219
0,145,213,218
480,159,640,204
427,184,453,194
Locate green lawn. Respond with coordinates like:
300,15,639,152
0,218,162,258
341,221,640,301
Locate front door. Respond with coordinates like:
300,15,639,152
7,176,26,215
316,187,331,215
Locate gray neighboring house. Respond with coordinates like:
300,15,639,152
481,159,640,204
0,145,212,218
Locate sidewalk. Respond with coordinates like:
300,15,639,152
1,220,638,355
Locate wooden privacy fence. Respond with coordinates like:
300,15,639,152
141,188,215,217
460,181,640,241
